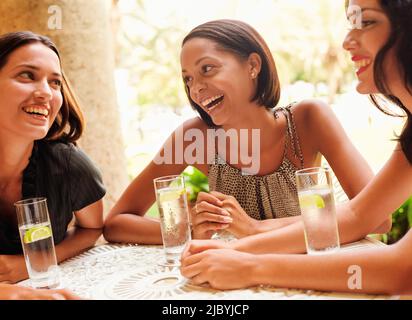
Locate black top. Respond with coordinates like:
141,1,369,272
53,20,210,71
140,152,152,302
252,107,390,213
0,140,106,254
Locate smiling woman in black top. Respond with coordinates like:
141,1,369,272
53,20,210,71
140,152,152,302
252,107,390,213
0,31,106,286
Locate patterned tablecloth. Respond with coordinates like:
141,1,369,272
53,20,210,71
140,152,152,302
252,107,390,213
19,237,399,300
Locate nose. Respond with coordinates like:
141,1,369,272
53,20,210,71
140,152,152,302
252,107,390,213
33,79,52,101
342,30,358,52
191,78,207,100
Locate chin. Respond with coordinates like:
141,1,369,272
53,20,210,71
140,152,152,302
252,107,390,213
26,129,49,141
356,82,379,95
210,116,227,127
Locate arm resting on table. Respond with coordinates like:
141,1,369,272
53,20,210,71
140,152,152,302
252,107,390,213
252,230,412,295
55,199,104,262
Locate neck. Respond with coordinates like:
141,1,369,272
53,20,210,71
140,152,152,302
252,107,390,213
0,132,34,182
400,92,412,113
222,103,278,133
392,84,412,113
220,103,282,153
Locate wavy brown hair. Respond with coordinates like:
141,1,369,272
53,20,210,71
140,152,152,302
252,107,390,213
0,31,84,144
182,19,281,127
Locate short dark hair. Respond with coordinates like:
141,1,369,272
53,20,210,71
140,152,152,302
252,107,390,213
0,31,84,144
345,0,412,163
182,19,281,127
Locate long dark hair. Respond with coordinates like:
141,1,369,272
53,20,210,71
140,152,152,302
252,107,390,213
0,31,84,144
345,0,412,163
371,0,412,164
182,19,281,127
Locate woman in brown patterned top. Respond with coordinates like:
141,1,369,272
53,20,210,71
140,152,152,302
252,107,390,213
104,19,381,244
181,0,412,295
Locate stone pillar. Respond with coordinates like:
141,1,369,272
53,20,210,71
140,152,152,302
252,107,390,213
0,0,129,213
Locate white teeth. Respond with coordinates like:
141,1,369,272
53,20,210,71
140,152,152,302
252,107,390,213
208,101,222,112
201,94,224,107
23,106,49,116
355,59,371,69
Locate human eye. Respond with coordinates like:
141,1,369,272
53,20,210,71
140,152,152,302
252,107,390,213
346,17,376,31
361,20,376,28
18,71,35,80
202,65,214,73
49,78,62,89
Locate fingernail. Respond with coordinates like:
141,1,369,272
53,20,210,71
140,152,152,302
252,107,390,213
221,209,230,216
220,224,230,229
222,216,233,223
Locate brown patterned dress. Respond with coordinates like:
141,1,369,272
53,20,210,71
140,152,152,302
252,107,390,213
208,104,304,220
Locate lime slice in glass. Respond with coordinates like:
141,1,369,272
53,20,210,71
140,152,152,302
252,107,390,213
23,226,52,244
159,188,185,203
299,194,325,209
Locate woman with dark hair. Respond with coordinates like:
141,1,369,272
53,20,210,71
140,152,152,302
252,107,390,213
181,0,412,294
104,20,376,243
0,31,106,287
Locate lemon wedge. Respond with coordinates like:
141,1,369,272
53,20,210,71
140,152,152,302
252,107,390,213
299,194,325,209
158,188,185,203
23,225,52,244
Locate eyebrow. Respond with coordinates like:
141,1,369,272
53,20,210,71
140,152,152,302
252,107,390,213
13,64,62,77
182,56,215,73
347,7,384,19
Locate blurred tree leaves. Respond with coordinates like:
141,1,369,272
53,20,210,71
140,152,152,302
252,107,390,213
112,0,357,110
113,0,187,111
183,167,209,203
381,198,412,244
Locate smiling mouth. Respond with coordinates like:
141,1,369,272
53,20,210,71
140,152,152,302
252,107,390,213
354,58,372,75
201,94,224,110
22,106,49,118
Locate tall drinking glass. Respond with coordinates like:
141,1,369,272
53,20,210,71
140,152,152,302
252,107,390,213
295,167,340,255
154,175,192,267
14,197,60,289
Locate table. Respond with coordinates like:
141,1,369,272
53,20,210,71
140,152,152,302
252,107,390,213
19,237,399,300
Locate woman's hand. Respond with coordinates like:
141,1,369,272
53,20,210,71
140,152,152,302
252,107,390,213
210,191,260,238
180,248,257,290
0,284,81,300
191,192,233,239
181,239,231,260
0,255,28,284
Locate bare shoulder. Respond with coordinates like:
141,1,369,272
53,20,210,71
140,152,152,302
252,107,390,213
171,116,210,148
288,99,346,160
291,99,339,129
180,116,209,132
292,99,334,119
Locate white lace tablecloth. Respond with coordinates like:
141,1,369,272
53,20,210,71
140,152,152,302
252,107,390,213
19,237,399,300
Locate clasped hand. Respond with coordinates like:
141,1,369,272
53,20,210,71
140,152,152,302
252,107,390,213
191,191,258,239
180,240,256,290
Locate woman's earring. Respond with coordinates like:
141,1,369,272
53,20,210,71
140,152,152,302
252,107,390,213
251,72,256,79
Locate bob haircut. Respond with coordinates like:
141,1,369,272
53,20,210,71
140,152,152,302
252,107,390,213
182,19,281,127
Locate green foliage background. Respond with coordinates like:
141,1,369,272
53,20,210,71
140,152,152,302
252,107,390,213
381,198,412,244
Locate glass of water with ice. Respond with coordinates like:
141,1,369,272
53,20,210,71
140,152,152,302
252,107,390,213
295,167,340,255
153,175,192,267
14,197,60,289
